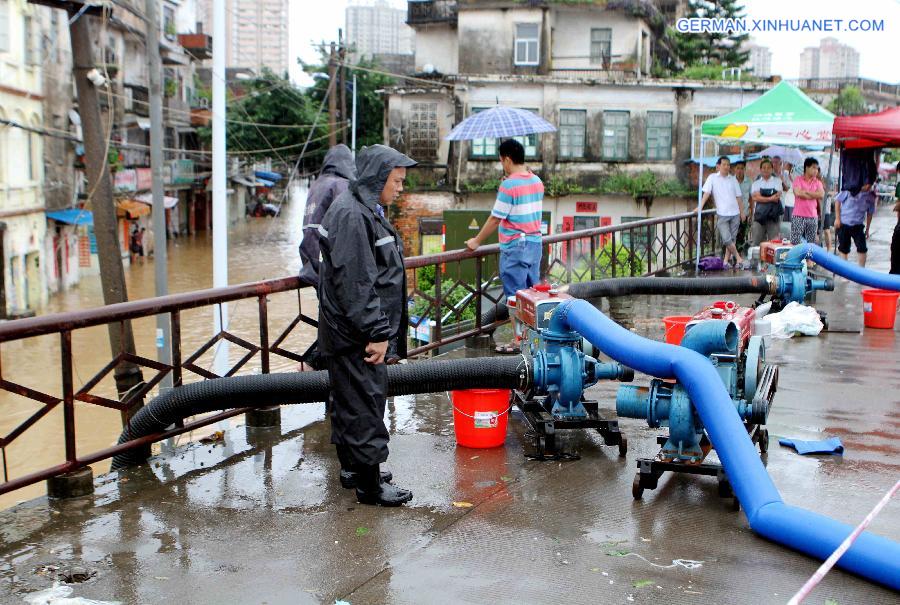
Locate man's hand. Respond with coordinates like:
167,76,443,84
364,341,388,365
834,218,841,230
865,228,870,240
740,212,746,223
465,238,479,251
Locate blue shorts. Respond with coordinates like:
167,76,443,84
500,239,542,299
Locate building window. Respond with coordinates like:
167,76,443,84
0,0,10,53
692,113,718,158
558,110,586,159
590,28,612,66
646,111,672,160
514,23,539,66
408,102,438,160
163,5,176,41
23,15,36,65
602,111,629,160
470,107,539,159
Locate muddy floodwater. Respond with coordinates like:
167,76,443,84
0,186,317,510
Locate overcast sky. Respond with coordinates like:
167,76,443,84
288,0,900,84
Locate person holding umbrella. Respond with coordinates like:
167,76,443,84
445,105,555,354
466,139,544,354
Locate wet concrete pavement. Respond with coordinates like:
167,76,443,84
0,214,898,604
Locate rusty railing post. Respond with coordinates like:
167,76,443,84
433,260,442,352
258,295,270,374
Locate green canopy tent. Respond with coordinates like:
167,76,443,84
695,81,835,266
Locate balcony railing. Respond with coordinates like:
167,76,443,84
792,77,900,98
0,209,715,499
407,0,458,25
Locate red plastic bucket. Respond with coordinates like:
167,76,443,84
450,389,511,448
663,315,692,345
861,289,900,329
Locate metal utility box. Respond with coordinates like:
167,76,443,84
442,209,551,284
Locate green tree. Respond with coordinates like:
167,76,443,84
198,68,328,169
827,86,867,116
672,0,750,69
301,53,395,151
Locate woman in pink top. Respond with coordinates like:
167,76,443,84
790,157,824,245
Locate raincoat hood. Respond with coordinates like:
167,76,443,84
321,144,356,180
350,145,417,207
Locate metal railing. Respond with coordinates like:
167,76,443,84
791,77,900,99
0,209,715,498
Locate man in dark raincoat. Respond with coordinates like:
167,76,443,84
317,144,415,506
299,144,356,286
298,144,356,370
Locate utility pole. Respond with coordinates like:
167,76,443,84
212,0,229,376
328,42,338,147
339,30,347,145
351,72,357,157
144,0,172,393
67,6,144,420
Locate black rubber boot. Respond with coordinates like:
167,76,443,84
336,445,391,488
354,464,412,507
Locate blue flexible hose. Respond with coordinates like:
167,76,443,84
554,298,900,590
787,243,900,291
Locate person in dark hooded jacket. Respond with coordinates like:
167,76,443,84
297,144,356,370
318,144,416,507
299,144,356,286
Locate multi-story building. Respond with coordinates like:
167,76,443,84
198,0,289,75
347,0,414,60
39,5,83,296
385,0,770,254
0,0,48,316
745,43,771,79
794,77,900,114
799,38,859,80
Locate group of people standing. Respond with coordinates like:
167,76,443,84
298,140,544,507
703,154,888,268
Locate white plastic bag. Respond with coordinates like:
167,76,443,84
765,302,823,339
23,584,120,605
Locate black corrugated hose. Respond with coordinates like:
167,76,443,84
111,356,529,469
479,276,774,330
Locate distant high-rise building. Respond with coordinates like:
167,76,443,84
799,37,859,79
346,0,414,60
198,0,289,74
745,43,772,78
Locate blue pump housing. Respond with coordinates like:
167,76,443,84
524,306,631,419
617,320,769,461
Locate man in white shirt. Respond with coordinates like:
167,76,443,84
732,160,752,252
701,156,746,268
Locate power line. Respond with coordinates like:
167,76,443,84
1,117,346,156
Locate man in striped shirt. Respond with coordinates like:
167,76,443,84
466,139,544,353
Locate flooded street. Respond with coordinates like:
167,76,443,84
1,186,316,510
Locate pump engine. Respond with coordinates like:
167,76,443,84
513,284,634,458
616,301,777,502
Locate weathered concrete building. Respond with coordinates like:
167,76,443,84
0,0,48,316
389,1,769,184
385,1,770,253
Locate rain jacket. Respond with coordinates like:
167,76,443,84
317,145,416,359
299,144,356,286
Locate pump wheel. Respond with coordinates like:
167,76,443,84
632,473,644,500
618,435,628,458
758,429,769,454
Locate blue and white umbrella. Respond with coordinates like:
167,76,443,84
445,106,556,141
